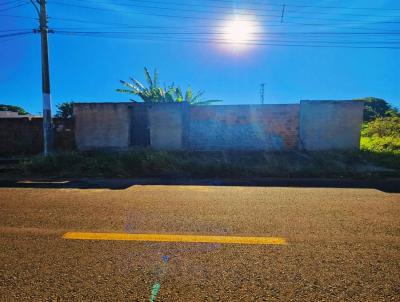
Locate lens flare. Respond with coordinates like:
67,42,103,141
221,15,260,51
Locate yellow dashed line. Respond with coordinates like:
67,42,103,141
62,232,287,245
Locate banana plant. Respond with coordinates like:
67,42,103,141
117,67,222,105
116,67,166,103
175,87,222,105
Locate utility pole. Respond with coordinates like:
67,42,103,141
30,0,53,155
260,83,266,105
280,4,286,23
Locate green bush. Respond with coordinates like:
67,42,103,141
362,116,400,138
361,137,400,154
361,117,400,154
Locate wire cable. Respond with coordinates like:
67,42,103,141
49,0,400,27
0,31,34,39
77,0,400,19
188,0,400,11
54,31,400,49
0,13,37,20
0,2,28,12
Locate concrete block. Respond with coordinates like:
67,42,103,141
74,103,131,150
147,103,184,150
299,100,364,150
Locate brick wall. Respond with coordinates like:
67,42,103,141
188,105,299,151
1,101,364,155
0,118,74,156
72,101,363,152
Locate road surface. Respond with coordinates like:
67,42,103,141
0,182,399,301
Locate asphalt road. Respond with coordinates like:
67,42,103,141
0,183,399,301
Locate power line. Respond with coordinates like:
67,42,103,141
0,13,37,19
49,1,280,20
47,0,400,37
188,0,400,11
2,11,397,35
0,32,33,44
3,1,398,50
83,0,400,13
0,0,24,6
3,0,396,46
0,0,388,35
53,30,400,44
0,2,29,12
79,0,400,19
0,31,33,38
54,31,400,49
47,18,400,35
53,30,400,36
47,14,400,29
0,28,33,32
50,0,400,24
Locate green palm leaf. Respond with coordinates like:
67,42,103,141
190,90,205,104
129,77,145,91
193,99,223,105
116,88,136,94
144,67,153,89
175,87,183,102
185,87,193,103
153,69,159,88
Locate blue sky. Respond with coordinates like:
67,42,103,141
1,0,399,115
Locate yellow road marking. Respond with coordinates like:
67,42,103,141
62,232,287,245
17,180,70,184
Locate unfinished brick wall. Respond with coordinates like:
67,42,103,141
0,118,75,156
0,118,42,155
188,105,299,151
73,101,363,152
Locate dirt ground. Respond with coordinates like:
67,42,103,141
0,183,399,301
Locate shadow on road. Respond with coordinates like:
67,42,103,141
0,178,399,193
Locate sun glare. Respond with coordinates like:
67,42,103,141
222,16,259,51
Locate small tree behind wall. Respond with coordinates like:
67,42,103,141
0,104,29,115
55,102,74,119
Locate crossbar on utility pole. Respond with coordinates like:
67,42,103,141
30,0,53,155
260,83,266,105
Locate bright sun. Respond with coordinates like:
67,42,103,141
222,16,259,51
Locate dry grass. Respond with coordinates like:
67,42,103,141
17,149,400,179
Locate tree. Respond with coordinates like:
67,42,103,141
358,97,399,122
55,102,74,119
0,104,28,115
117,67,222,105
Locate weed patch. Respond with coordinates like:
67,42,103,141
17,149,400,179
